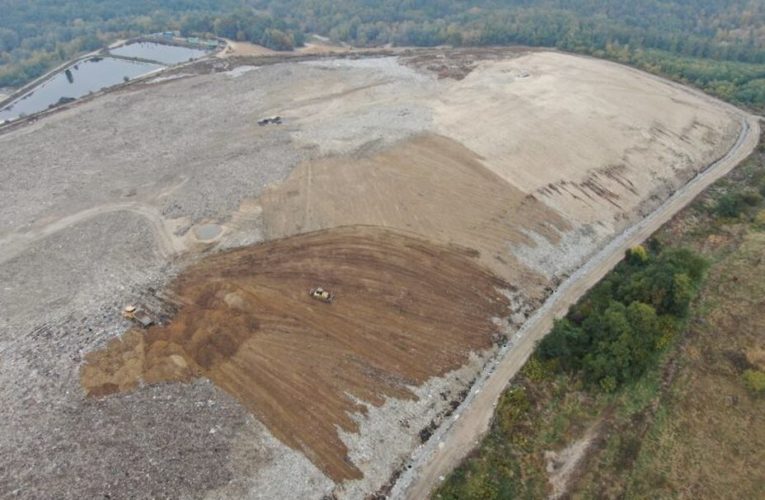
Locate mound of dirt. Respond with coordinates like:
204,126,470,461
259,133,570,295
81,226,511,481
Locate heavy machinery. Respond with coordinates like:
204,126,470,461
309,287,334,304
258,115,282,126
122,305,154,327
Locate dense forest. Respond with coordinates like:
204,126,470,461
537,244,707,391
0,1,300,87
1,1,765,108
256,0,765,60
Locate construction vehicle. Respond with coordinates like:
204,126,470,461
122,305,154,327
257,115,282,126
309,287,334,304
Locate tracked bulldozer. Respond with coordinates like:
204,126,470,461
309,287,334,304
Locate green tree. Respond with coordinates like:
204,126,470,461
627,244,650,265
716,192,745,217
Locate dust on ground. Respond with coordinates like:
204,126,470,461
258,133,569,298
81,226,511,482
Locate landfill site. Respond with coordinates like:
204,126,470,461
0,47,758,498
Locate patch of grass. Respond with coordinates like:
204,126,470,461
743,369,765,393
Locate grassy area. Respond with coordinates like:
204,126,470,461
621,151,765,499
435,136,765,499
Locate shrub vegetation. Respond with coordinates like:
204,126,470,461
537,245,706,391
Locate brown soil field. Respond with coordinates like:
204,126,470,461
80,225,511,481
218,39,278,58
259,133,569,295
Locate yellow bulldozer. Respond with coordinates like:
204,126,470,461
309,287,334,304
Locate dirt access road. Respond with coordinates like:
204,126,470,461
0,202,185,265
395,113,761,499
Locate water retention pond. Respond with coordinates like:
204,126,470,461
0,42,211,123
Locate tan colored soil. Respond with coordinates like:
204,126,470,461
219,38,349,58
432,52,740,228
80,226,510,482
218,40,278,58
259,134,569,293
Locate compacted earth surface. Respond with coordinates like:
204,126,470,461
0,47,754,498
81,226,511,483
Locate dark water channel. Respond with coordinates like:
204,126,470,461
0,57,163,122
109,42,208,65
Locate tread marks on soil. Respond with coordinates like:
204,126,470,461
258,133,570,298
81,226,512,482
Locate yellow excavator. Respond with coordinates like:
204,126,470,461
122,305,154,327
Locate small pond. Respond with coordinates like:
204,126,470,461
194,224,223,241
110,42,209,65
0,57,163,122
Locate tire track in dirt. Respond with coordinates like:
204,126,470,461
80,226,512,482
258,133,570,298
0,202,185,265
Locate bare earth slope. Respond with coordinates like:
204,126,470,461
0,48,753,499
81,226,511,483
259,133,568,293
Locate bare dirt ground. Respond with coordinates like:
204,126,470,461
219,37,350,59
432,52,740,278
259,133,568,296
0,47,752,499
218,39,279,58
545,422,601,499
81,226,510,482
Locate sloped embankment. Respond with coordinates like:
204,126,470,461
81,225,511,481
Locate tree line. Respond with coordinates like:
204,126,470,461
1,1,765,109
0,1,297,87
